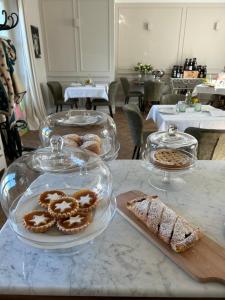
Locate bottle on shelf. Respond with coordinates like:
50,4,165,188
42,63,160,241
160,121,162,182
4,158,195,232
188,59,193,71
192,58,198,71
179,66,184,78
176,66,181,78
184,58,189,71
203,65,207,78
171,66,177,78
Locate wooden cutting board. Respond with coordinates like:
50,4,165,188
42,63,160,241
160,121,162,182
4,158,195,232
116,190,225,284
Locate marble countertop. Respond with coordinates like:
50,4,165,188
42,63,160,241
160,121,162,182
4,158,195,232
0,160,225,297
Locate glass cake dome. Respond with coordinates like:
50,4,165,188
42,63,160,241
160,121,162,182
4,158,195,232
39,110,120,161
0,136,116,250
142,125,198,191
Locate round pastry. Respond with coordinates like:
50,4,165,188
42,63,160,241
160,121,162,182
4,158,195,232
48,197,79,219
39,190,66,208
81,134,101,144
57,211,92,234
80,141,101,155
63,138,78,147
23,210,55,233
151,149,191,170
63,134,81,145
72,189,99,211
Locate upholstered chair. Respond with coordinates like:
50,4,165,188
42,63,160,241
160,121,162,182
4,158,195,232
123,103,154,159
92,81,118,118
47,81,78,112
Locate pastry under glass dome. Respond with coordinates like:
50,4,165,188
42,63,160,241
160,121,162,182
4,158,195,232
0,136,116,250
142,125,198,191
39,110,120,161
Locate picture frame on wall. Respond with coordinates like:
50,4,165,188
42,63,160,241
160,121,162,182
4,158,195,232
30,25,41,58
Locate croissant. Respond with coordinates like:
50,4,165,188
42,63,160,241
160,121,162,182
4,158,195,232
127,196,201,253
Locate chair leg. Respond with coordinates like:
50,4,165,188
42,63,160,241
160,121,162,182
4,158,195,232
109,104,113,118
138,96,142,111
125,96,129,104
136,147,141,159
56,105,58,112
60,105,63,111
132,145,137,159
93,105,97,111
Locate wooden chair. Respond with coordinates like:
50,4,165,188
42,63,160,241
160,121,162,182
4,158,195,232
120,77,143,108
123,103,154,159
92,81,118,118
47,81,79,112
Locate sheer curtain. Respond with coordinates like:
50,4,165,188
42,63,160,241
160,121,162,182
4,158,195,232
16,0,47,130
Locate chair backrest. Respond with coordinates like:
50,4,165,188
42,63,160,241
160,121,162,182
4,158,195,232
47,81,63,105
108,81,118,103
144,80,164,106
120,77,130,96
160,93,185,105
184,127,225,159
123,103,144,146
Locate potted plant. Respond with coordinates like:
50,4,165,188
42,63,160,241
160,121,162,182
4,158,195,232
134,62,153,77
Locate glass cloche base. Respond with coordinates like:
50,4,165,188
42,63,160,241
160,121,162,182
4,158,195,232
142,161,195,192
11,196,116,255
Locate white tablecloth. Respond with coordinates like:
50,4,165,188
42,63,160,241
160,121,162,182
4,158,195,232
192,84,225,97
147,105,225,131
64,84,108,101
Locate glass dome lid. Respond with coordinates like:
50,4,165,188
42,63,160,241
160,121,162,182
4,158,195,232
142,125,198,173
39,110,120,161
31,135,97,173
149,125,198,148
0,139,115,250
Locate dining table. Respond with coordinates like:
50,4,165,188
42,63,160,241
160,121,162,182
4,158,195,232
64,84,108,109
0,160,225,298
147,104,225,131
192,83,225,97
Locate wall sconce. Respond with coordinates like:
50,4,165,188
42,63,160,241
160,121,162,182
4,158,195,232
143,22,151,31
214,21,220,31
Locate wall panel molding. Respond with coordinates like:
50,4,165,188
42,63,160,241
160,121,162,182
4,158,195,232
40,0,115,81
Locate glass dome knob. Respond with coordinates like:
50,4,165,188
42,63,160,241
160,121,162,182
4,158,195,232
50,135,64,153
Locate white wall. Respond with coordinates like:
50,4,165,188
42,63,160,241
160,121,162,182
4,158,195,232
116,3,225,77
22,0,47,85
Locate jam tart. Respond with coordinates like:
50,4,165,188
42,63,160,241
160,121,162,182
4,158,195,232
23,210,55,233
39,190,66,208
48,197,79,219
72,189,98,211
152,148,191,170
57,211,92,234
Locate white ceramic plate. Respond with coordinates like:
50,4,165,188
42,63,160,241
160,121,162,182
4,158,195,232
58,115,98,126
158,107,177,115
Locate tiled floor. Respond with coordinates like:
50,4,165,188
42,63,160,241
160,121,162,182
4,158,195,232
0,108,157,228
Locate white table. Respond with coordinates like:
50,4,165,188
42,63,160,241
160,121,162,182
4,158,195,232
193,84,225,97
0,160,225,297
64,84,108,101
147,104,225,131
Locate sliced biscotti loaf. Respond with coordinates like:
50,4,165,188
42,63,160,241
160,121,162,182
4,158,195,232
127,196,152,223
158,206,178,244
170,216,202,253
146,196,165,234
